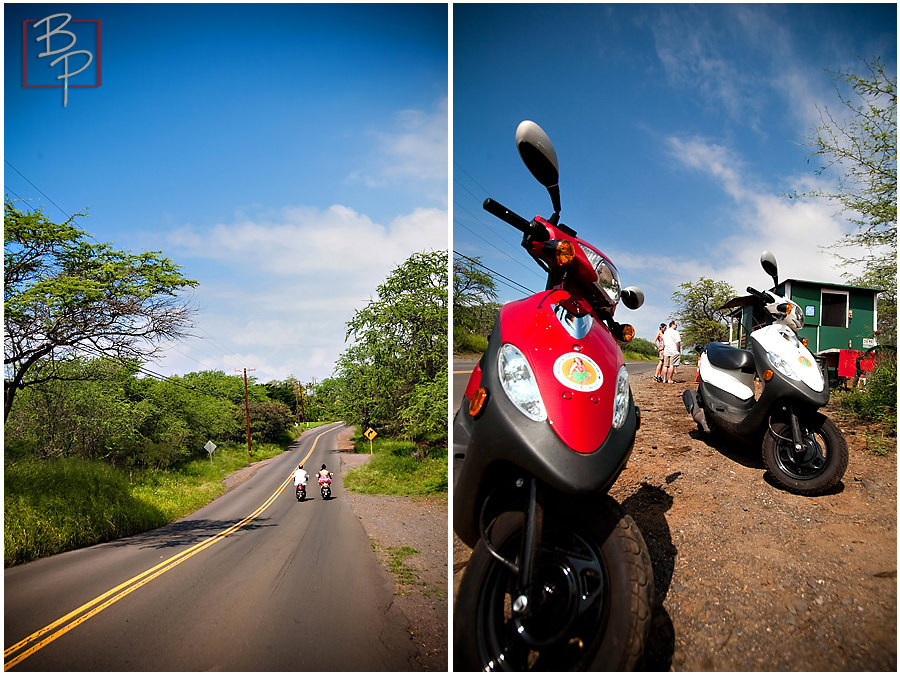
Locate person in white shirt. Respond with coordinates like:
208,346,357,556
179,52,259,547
292,464,308,487
662,321,682,383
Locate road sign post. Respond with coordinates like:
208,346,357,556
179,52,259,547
364,427,377,454
204,440,217,465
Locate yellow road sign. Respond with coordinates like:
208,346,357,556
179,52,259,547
364,427,377,440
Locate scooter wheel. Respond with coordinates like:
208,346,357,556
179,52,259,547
762,413,848,495
454,496,653,671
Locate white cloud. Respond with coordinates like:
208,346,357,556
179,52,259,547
156,204,448,383
347,97,448,204
610,134,874,344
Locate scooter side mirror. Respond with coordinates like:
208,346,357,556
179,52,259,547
760,250,778,287
516,120,561,215
621,286,644,310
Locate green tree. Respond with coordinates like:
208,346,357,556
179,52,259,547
794,56,897,344
4,202,198,421
336,251,448,444
453,254,499,335
671,277,737,348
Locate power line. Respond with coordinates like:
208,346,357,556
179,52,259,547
454,250,537,296
4,160,71,220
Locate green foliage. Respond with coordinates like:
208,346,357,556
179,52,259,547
4,457,168,566
453,254,499,353
371,542,421,588
671,277,737,348
4,439,292,566
625,337,658,358
332,251,448,445
4,359,297,470
835,357,897,437
453,324,490,354
794,57,897,345
343,437,448,496
3,201,198,421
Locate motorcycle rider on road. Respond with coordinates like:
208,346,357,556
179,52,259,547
292,464,308,488
317,463,332,486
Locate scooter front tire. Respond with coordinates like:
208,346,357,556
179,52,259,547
762,413,848,495
454,496,653,671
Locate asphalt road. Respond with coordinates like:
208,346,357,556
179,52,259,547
4,423,417,671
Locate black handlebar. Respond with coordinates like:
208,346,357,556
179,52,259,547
747,286,775,303
483,198,551,243
483,198,532,232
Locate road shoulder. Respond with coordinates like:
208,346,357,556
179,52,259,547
337,426,449,672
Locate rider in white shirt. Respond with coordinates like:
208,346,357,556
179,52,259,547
292,464,308,487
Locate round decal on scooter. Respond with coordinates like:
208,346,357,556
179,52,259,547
552,352,603,392
798,356,812,368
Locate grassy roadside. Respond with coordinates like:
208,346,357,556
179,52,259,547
4,422,334,567
343,433,447,498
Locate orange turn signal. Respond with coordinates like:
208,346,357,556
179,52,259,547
543,239,575,266
621,324,635,343
469,387,489,417
801,337,809,347
763,369,774,381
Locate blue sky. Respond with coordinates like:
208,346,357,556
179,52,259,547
5,2,448,385
452,3,896,343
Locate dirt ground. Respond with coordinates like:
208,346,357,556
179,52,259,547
336,428,448,672
452,367,897,671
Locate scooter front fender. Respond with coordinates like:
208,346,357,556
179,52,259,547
453,324,637,547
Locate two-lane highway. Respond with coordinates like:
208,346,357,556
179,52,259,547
4,423,417,671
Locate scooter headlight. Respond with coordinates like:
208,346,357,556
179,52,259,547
767,350,801,381
498,343,547,422
612,365,631,429
577,243,621,305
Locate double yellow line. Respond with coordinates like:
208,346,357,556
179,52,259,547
4,424,340,671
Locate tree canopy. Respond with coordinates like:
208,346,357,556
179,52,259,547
4,201,198,420
453,253,499,352
670,277,737,348
795,56,897,344
330,250,448,445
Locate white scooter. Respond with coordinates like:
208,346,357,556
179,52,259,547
682,251,848,495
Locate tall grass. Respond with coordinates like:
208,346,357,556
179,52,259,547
4,437,302,567
343,436,447,497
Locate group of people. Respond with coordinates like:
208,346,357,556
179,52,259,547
291,463,332,488
653,320,682,383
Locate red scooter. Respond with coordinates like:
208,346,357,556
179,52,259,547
454,121,653,670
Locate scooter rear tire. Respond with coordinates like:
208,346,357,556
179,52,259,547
454,496,653,671
762,413,848,495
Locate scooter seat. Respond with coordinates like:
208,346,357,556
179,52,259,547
705,341,755,372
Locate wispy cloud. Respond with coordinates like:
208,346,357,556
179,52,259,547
347,97,448,204
660,134,866,288
159,204,448,383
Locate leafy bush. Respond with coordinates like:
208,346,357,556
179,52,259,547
454,325,489,354
344,437,447,496
836,357,897,435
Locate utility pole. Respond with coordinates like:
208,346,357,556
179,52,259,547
235,368,255,456
296,379,308,428
293,379,301,426
302,382,308,427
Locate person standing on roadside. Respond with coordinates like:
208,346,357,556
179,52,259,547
662,320,681,383
653,322,666,382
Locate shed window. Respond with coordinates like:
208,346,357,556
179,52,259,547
821,291,848,327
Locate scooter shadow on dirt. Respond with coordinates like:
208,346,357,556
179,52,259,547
688,429,846,496
621,482,676,671
687,427,765,470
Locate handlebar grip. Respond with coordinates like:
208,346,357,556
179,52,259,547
747,287,774,303
483,198,533,234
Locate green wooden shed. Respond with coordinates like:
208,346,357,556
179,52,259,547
728,278,881,353
775,278,881,353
